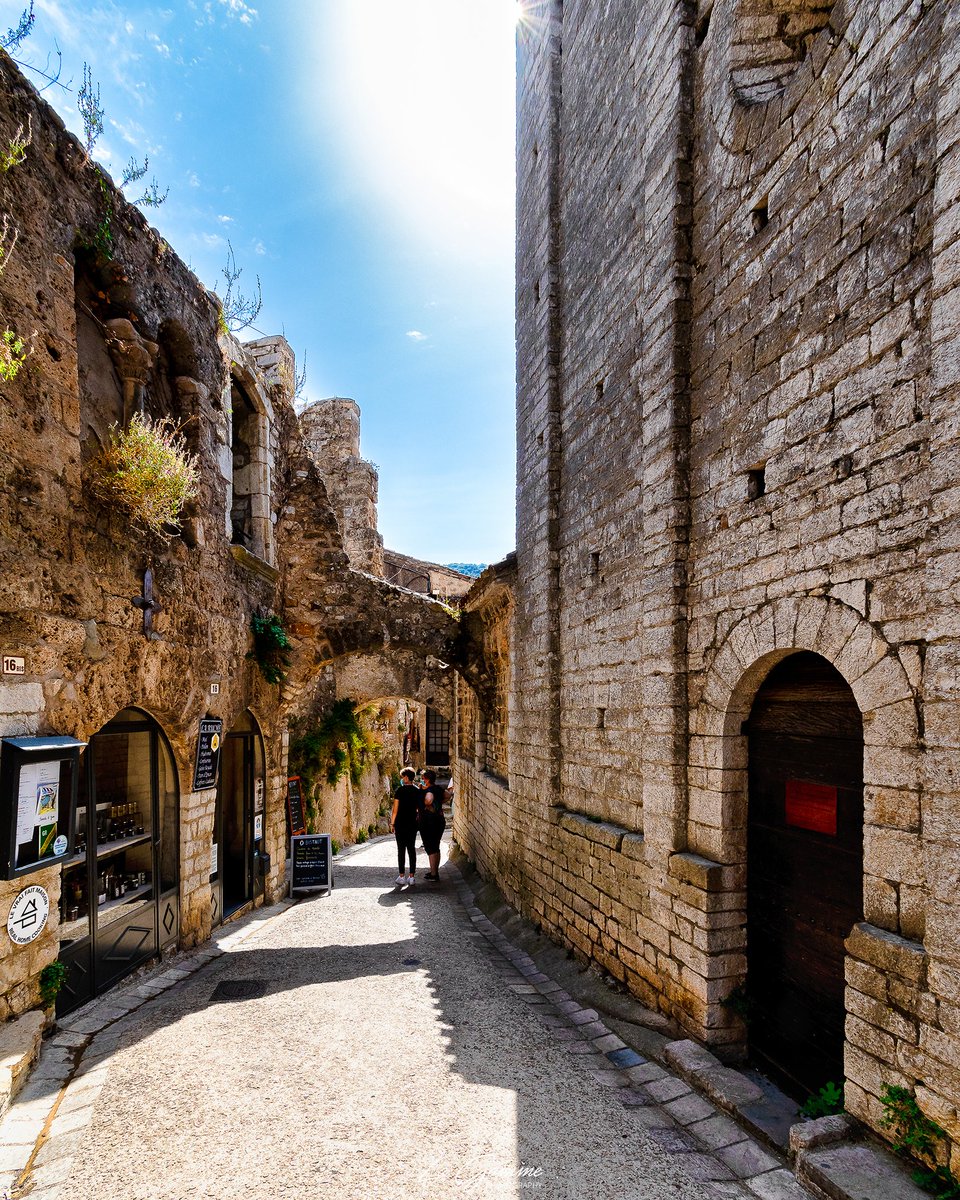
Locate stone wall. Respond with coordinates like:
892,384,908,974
455,0,960,1165
0,51,478,1021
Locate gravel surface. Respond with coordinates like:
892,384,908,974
53,837,714,1200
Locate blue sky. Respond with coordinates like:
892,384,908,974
4,0,518,565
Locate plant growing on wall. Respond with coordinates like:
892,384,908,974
881,1084,960,1199
289,700,382,818
89,412,199,538
0,327,27,381
38,960,67,1008
247,612,292,685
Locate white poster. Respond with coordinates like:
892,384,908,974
254,813,263,841
211,843,218,876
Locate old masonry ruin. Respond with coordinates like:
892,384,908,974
452,0,960,1174
0,50,487,1035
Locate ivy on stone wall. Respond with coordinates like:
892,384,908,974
289,700,382,825
248,612,292,685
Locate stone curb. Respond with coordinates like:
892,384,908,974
446,853,932,1200
445,856,814,1200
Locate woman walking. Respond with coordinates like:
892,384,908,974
419,769,446,882
390,767,422,886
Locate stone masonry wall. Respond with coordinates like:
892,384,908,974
455,0,960,1163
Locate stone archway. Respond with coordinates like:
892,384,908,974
687,594,921,1071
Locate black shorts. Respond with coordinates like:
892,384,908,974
420,821,445,855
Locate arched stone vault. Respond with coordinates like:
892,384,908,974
689,593,922,938
323,649,455,721
274,441,490,720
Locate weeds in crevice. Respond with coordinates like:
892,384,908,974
881,1084,960,1200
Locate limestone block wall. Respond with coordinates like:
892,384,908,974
456,0,960,1164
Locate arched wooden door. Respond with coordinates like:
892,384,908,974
747,652,863,1094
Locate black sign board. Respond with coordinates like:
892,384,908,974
192,718,223,791
286,776,306,836
291,834,332,894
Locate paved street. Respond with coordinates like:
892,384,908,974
1,838,811,1200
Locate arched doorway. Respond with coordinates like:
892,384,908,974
747,651,863,1093
58,708,179,1014
211,711,266,924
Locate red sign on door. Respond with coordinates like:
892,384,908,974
785,779,838,835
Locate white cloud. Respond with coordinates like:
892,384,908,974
217,214,233,224
188,171,200,187
219,0,258,24
406,330,427,342
149,34,171,57
253,241,266,256
202,232,225,248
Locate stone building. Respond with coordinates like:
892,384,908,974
454,0,960,1168
0,51,486,1033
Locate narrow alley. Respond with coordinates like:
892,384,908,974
0,837,810,1200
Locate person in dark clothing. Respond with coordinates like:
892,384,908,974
419,769,446,882
390,767,422,886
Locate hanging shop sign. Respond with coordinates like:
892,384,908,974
192,718,224,791
7,884,50,945
0,737,85,880
286,776,306,836
290,834,332,895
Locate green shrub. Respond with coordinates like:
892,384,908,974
800,1082,844,1119
881,1084,960,1199
356,827,368,843
38,960,68,1007
248,612,292,685
331,839,341,855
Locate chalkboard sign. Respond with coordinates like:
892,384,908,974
291,834,332,894
286,776,306,836
193,718,223,791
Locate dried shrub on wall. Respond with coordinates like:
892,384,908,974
89,412,199,538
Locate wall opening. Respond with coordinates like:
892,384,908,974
746,651,863,1096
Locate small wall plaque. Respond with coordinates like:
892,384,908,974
2,656,25,675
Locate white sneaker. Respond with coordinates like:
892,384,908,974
406,875,415,886
395,875,406,886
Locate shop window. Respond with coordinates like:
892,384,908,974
230,375,273,563
731,1,834,105
57,708,179,1015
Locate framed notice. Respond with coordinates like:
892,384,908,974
785,779,838,836
192,718,223,791
0,737,85,880
286,776,307,836
290,834,332,895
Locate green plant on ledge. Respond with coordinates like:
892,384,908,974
0,327,27,382
800,1081,844,1119
247,612,292,685
881,1084,960,1200
89,412,199,538
38,960,68,1008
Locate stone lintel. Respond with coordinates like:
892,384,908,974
228,544,280,585
557,811,625,851
669,851,742,893
845,922,927,987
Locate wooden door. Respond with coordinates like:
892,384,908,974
747,652,863,1094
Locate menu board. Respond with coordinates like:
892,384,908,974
286,777,306,836
290,834,331,894
192,719,223,791
1,738,84,879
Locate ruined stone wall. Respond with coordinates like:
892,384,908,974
299,397,384,576
455,0,960,1163
382,550,473,601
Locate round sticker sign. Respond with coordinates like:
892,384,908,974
53,835,68,857
7,885,50,946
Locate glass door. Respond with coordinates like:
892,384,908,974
57,709,178,1015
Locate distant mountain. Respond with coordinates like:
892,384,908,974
446,562,486,578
